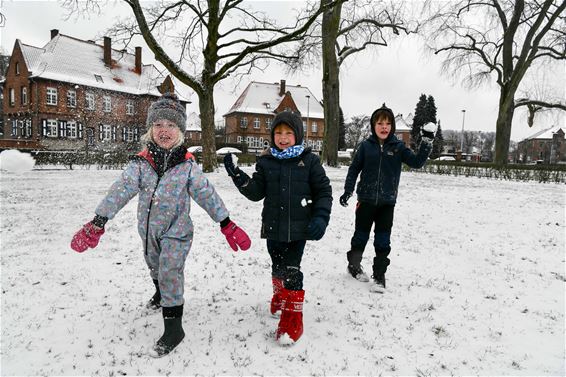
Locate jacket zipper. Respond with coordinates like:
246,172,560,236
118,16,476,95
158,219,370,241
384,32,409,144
145,176,161,255
287,164,292,242
376,143,383,206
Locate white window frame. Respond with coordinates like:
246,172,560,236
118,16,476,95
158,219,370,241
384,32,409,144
67,90,76,108
126,100,134,115
312,122,318,133
103,96,111,112
24,119,32,138
124,127,135,142
21,87,27,105
303,121,307,133
240,117,248,128
253,117,260,129
266,118,272,130
46,87,58,106
237,136,243,143
67,121,78,138
102,124,112,141
15,62,20,75
9,88,15,106
11,120,18,137
86,92,95,110
46,119,58,138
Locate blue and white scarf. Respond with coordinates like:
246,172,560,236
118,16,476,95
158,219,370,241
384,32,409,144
270,145,305,160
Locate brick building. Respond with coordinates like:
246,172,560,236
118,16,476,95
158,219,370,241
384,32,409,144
0,29,182,153
394,113,412,146
517,126,565,164
223,80,325,154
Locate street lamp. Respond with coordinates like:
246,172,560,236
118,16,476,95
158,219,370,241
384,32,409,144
305,95,310,146
460,109,466,153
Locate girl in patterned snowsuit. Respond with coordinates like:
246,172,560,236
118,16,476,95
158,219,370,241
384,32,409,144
71,93,251,357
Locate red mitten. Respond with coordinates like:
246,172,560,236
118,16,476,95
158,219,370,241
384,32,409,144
71,222,105,253
221,221,251,251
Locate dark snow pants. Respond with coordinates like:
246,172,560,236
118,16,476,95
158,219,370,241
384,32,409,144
349,201,394,276
267,239,306,290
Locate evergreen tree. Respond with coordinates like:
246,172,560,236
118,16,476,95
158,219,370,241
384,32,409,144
410,94,427,150
424,95,437,123
431,120,444,159
338,107,346,150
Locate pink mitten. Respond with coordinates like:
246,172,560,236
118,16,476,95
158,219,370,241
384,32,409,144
71,222,105,253
221,221,251,251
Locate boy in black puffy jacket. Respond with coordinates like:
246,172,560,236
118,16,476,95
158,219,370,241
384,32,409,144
223,110,332,344
339,103,436,293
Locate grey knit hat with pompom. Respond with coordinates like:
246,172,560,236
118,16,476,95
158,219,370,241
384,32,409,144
146,92,187,131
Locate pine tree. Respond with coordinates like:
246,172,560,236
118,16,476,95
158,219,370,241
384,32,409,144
431,120,444,159
338,107,346,150
410,94,427,150
424,95,437,124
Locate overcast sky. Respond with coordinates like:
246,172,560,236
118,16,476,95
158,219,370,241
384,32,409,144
2,0,564,142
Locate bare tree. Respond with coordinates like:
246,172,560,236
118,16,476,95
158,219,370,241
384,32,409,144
64,0,339,172
291,0,414,166
426,0,566,165
345,115,371,154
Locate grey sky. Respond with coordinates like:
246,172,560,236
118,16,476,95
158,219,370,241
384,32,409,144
1,0,564,142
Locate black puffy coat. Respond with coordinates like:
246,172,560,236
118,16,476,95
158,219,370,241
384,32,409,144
344,134,432,205
238,148,332,242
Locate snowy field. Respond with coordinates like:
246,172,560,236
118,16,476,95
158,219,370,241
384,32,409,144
1,165,564,376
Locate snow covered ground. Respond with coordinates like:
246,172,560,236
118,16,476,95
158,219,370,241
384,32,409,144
1,165,564,375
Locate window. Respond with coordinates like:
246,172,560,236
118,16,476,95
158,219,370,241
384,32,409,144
103,96,111,112
21,87,27,105
15,62,19,75
253,117,260,129
303,121,307,133
67,90,76,108
94,74,103,83
123,126,136,142
24,120,32,138
9,88,15,106
237,136,243,143
11,120,18,137
67,121,77,138
101,124,112,140
240,117,248,128
312,122,318,133
46,119,58,137
265,118,272,130
46,87,57,105
86,92,95,110
126,100,134,115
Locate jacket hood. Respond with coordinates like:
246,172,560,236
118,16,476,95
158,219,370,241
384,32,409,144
370,103,396,140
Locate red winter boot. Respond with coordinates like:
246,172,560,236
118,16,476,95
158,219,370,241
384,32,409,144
270,277,284,315
276,288,305,344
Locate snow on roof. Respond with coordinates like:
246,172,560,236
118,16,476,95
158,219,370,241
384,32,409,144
224,81,324,119
394,114,412,131
19,35,164,96
185,112,201,132
524,125,564,141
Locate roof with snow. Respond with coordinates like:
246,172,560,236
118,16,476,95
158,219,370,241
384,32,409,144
523,126,564,141
185,112,201,132
17,34,165,97
394,114,412,131
224,81,324,119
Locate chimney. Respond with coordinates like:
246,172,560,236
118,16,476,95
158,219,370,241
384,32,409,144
279,79,286,96
103,36,111,66
135,47,142,74
50,29,59,39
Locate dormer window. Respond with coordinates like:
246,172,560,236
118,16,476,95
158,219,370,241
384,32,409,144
94,74,104,83
15,62,20,75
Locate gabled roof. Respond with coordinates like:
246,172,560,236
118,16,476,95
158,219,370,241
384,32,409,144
224,81,324,119
524,125,564,141
17,34,164,96
394,114,412,131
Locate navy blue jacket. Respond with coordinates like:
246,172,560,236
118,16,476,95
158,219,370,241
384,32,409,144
344,134,432,205
238,148,332,242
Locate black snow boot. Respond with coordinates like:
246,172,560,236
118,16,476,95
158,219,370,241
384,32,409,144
370,252,390,293
146,279,161,310
347,249,369,282
370,273,386,293
149,305,185,358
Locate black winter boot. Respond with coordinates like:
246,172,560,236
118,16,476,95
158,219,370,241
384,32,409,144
347,249,369,282
149,305,185,358
146,279,161,310
370,251,390,293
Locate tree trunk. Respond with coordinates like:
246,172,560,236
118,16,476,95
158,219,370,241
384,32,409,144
198,88,217,172
320,0,341,167
494,88,515,166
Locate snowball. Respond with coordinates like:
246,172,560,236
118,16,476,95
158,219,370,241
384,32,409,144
300,198,313,207
0,150,36,173
230,153,239,167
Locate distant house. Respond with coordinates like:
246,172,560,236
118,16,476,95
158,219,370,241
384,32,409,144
0,29,185,153
223,80,325,154
394,113,412,146
185,112,202,145
517,126,565,164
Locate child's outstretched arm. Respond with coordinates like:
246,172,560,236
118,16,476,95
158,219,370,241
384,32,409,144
402,122,436,168
71,162,142,252
223,153,266,202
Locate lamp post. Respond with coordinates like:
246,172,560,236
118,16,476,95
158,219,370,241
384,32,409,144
460,109,466,153
305,95,310,146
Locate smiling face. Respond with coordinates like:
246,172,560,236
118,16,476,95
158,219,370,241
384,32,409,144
373,114,392,142
273,123,296,150
152,119,180,150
